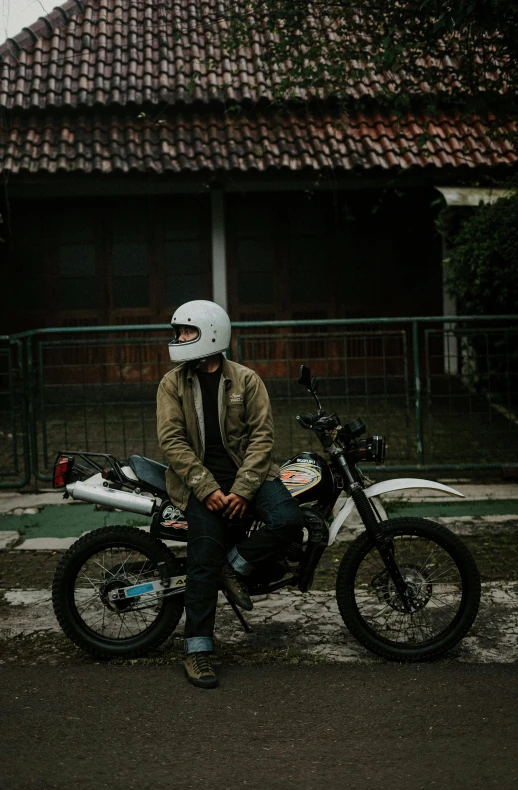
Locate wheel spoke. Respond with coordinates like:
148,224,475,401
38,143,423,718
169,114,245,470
424,564,458,583
76,594,101,616
349,529,468,647
71,542,165,642
78,571,102,591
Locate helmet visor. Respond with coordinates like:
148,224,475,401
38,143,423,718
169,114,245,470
170,324,200,344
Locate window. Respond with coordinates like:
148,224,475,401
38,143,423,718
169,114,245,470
11,245,45,311
112,206,149,309
163,203,203,307
59,244,97,309
235,202,275,305
58,209,97,310
288,201,328,303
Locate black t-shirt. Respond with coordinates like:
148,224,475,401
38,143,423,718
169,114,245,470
197,367,238,489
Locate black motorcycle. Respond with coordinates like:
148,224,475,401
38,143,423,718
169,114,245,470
52,365,481,661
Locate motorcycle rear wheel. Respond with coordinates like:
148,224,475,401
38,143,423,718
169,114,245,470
52,526,184,659
335,518,481,661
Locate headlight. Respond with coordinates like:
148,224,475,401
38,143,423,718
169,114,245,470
352,436,386,464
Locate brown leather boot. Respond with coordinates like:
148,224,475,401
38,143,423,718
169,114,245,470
221,562,253,611
183,652,218,689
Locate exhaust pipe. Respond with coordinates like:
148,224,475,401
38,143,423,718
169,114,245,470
66,481,156,517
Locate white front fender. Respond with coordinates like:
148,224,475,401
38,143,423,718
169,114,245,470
327,478,465,546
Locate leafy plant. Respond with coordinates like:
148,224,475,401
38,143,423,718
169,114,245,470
216,0,518,114
439,190,518,405
442,192,518,314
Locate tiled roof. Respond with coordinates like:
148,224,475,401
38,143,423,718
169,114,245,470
0,1,515,175
0,0,290,109
0,0,483,110
0,110,516,174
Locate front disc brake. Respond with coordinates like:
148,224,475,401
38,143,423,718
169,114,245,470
371,564,432,612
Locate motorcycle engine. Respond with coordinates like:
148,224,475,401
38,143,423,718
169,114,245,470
248,559,288,587
247,539,304,589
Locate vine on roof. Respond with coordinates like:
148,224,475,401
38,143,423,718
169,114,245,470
219,0,518,116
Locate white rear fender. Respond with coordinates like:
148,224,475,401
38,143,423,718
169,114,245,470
327,478,465,546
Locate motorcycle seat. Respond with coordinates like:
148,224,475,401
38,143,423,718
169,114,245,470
128,455,168,495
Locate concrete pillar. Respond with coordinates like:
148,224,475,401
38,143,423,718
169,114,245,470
441,241,458,375
210,189,227,311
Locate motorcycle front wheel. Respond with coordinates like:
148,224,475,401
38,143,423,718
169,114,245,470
52,526,184,659
335,518,481,661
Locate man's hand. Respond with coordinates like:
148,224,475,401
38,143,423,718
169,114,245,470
223,493,248,519
204,489,228,512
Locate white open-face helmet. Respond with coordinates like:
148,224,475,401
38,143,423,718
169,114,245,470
168,300,231,364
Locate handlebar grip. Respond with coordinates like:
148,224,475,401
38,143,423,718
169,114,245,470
296,414,315,428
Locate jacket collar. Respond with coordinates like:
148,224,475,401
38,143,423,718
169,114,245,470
186,355,230,384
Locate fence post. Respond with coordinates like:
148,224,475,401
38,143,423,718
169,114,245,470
18,338,32,485
0,337,32,488
412,320,424,465
25,334,42,481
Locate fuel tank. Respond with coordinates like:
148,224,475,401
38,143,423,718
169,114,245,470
279,451,335,504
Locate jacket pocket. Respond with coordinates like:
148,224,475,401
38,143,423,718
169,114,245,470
225,404,246,436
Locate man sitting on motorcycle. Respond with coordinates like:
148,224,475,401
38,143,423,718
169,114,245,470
157,300,304,689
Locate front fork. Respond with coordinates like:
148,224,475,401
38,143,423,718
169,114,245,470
352,486,413,611
334,452,412,612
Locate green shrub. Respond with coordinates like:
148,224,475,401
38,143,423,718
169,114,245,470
442,193,518,315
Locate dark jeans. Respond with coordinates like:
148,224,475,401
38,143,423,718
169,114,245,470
183,479,304,655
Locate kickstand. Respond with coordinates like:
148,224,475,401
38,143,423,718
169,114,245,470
222,590,251,633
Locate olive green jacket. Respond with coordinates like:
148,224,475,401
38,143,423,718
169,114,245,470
156,357,280,510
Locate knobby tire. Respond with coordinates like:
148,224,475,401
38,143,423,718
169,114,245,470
52,526,184,659
335,517,481,661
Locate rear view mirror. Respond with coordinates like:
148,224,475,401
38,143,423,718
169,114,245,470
298,364,323,412
298,365,312,388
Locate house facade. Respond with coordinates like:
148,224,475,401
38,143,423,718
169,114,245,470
0,0,516,334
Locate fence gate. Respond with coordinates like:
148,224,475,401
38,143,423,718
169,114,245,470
424,325,518,466
28,329,172,481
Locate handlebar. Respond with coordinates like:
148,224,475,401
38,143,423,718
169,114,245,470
296,413,340,432
296,414,317,429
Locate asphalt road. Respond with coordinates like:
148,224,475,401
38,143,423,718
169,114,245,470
1,663,517,790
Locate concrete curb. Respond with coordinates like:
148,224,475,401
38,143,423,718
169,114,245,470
0,481,517,516
13,526,186,551
1,484,517,551
0,492,77,514
0,531,20,550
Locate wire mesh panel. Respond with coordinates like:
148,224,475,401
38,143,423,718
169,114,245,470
32,331,173,479
425,326,518,465
237,330,412,464
0,339,30,487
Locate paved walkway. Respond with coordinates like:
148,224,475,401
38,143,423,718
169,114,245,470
1,584,517,664
1,482,517,550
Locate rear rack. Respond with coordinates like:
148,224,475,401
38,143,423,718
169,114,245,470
53,451,137,489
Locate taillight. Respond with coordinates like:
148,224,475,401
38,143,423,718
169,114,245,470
53,455,74,488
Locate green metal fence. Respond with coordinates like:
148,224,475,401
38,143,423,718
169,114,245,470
237,328,413,464
1,316,517,486
24,328,172,482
